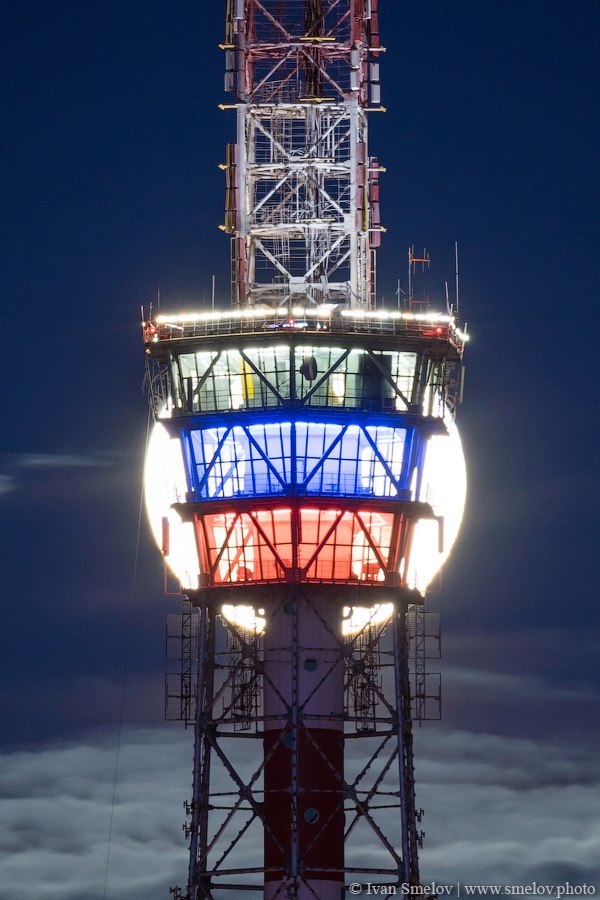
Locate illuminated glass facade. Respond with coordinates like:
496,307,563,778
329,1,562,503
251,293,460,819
196,508,397,585
154,335,454,589
182,422,413,499
168,345,449,417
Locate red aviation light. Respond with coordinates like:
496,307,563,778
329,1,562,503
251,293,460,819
422,324,446,337
143,322,158,344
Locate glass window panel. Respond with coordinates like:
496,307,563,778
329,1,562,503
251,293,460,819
203,513,255,584
293,349,415,412
296,422,345,492
174,347,420,414
239,424,291,493
389,352,417,411
294,347,356,407
298,509,346,580
252,509,293,573
200,510,293,583
421,363,445,418
188,422,411,499
351,512,392,582
362,426,406,496
172,349,287,413
243,346,291,407
190,425,293,498
190,428,244,498
198,508,396,585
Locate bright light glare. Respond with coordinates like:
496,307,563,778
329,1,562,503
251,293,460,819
222,604,266,633
343,603,394,636
406,419,467,593
144,421,200,591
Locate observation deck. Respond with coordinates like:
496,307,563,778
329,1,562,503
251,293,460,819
143,304,466,596
144,305,467,358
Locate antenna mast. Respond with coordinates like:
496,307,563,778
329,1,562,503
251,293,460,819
455,240,460,320
408,245,431,309
140,3,471,898
222,0,384,307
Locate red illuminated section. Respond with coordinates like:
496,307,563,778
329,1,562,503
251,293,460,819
193,507,412,587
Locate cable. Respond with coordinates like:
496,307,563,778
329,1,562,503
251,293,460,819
103,408,152,899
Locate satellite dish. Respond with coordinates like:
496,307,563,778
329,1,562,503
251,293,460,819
299,356,318,381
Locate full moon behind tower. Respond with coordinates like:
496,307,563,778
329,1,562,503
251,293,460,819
143,2,468,897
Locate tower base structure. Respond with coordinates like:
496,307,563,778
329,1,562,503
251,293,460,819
185,586,421,899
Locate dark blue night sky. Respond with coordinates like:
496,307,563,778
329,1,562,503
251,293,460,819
1,2,599,897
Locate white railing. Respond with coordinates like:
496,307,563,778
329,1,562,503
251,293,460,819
147,307,467,354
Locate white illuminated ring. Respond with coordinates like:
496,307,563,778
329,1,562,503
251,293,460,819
144,415,466,624
144,420,200,591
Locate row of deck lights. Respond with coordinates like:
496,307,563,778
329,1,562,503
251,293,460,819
152,306,469,340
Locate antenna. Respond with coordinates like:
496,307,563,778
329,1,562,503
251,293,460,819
396,278,407,310
211,274,216,311
455,241,460,320
408,245,431,310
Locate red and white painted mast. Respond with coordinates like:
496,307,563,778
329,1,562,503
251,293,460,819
141,2,469,897
222,0,383,309
263,590,345,897
223,13,385,886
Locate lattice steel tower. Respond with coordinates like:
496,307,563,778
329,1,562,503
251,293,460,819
222,0,382,308
142,2,468,898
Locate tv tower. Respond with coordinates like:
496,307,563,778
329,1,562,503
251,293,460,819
142,2,468,898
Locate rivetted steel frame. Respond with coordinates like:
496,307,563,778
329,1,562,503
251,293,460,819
158,1,439,895
181,585,422,898
223,0,382,308
154,326,443,895
145,312,464,895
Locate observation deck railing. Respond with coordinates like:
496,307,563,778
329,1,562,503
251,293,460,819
145,308,467,356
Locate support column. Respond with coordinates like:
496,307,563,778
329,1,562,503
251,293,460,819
189,606,216,900
393,605,421,885
263,588,345,899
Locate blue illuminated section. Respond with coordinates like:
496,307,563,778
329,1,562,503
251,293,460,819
179,421,422,500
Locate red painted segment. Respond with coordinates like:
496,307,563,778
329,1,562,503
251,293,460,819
264,727,344,882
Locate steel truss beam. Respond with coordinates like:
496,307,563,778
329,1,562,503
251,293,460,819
223,0,382,307
235,104,369,307
177,587,421,898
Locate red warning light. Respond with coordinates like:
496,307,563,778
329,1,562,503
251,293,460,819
143,323,158,343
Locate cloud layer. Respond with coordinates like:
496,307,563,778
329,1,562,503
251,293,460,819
0,451,122,497
1,725,598,899
415,729,600,887
0,728,189,900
